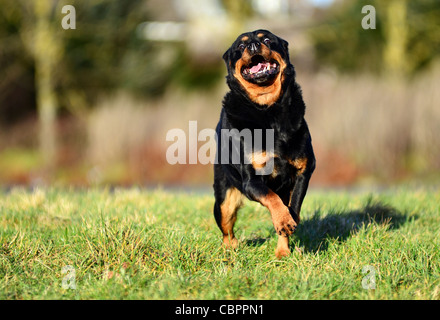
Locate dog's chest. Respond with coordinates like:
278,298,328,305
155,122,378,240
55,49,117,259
249,148,305,179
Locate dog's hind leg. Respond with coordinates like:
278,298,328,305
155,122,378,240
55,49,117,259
213,166,243,248
214,186,243,249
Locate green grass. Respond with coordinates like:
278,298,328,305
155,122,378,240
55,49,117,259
0,187,439,299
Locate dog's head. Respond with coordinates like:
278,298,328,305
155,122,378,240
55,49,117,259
223,30,294,106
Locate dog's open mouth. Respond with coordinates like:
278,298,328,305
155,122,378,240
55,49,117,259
241,55,279,84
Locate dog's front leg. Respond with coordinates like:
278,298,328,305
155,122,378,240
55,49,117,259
242,178,296,258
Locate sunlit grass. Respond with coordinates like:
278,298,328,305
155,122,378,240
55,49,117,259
0,187,439,299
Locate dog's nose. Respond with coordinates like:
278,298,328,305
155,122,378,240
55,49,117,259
247,42,261,55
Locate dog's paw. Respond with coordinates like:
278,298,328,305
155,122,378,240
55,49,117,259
222,236,239,249
273,208,297,236
275,246,291,259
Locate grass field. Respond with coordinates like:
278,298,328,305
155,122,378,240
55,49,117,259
0,187,439,300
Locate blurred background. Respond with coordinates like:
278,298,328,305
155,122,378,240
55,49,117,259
0,0,439,189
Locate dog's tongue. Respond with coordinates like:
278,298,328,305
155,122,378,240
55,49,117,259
250,63,264,73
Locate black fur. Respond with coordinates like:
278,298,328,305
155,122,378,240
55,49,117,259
213,30,315,246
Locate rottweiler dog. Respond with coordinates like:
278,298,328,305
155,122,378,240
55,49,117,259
213,30,315,258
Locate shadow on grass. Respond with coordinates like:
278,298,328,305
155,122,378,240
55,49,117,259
246,237,271,247
246,197,416,253
298,197,418,253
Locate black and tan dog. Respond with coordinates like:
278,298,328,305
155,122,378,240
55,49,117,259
213,30,315,258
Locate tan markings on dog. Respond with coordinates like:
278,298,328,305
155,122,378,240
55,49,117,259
289,157,308,175
259,190,296,236
257,33,264,38
270,167,278,178
287,189,293,206
241,35,249,41
233,45,287,106
220,187,243,248
249,151,279,177
249,151,274,169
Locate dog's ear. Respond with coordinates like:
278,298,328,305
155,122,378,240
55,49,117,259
222,48,231,64
222,48,232,73
279,38,289,55
278,38,290,62
281,39,288,50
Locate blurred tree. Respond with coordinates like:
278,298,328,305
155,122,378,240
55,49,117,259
0,0,162,118
58,0,159,109
0,0,154,176
1,0,64,173
309,0,440,76
383,0,408,77
0,0,36,124
33,0,61,173
221,0,253,38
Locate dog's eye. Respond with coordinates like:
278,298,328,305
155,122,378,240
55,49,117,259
263,38,271,45
238,43,246,51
